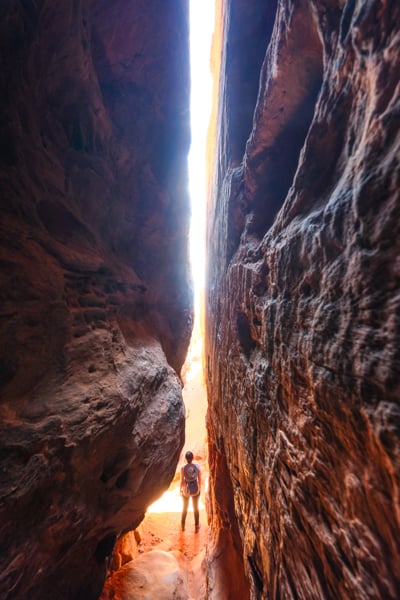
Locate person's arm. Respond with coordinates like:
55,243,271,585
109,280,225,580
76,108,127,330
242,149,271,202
180,467,184,495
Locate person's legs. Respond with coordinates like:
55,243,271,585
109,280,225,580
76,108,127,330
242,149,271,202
192,494,200,532
181,496,189,531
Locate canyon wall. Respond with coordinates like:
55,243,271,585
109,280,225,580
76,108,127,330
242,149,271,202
206,1,400,598
0,1,192,598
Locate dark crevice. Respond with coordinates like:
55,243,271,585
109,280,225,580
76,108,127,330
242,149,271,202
246,10,324,235
248,550,264,595
94,534,116,564
115,469,129,489
223,2,324,257
237,312,256,358
221,1,278,168
246,78,323,237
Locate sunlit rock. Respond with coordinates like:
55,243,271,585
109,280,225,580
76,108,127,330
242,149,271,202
100,550,190,600
206,0,400,598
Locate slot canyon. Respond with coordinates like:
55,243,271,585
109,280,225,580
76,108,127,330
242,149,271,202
0,1,399,599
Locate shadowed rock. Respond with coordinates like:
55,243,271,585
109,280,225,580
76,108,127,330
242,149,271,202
0,1,192,598
206,0,400,598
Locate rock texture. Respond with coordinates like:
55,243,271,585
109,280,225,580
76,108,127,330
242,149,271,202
206,1,400,598
101,550,190,600
0,1,191,598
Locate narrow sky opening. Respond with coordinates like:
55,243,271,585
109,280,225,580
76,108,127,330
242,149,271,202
146,6,216,517
188,0,215,323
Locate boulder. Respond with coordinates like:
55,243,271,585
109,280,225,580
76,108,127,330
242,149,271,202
0,1,192,598
100,550,190,600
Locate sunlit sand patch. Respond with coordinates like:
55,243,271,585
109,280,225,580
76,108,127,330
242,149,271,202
147,488,205,514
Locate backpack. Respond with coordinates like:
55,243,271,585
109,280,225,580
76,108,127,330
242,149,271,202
183,463,199,496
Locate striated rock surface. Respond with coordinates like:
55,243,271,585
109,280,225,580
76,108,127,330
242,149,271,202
0,1,192,598
206,1,400,598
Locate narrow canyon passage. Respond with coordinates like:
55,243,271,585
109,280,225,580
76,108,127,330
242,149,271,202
0,2,399,600
101,328,209,599
99,3,217,593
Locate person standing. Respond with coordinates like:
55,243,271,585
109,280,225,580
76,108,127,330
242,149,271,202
180,451,201,532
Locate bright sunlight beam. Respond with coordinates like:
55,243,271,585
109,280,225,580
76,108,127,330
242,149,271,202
146,2,215,515
188,0,215,319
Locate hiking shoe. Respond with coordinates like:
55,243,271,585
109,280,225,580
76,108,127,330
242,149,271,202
181,524,185,532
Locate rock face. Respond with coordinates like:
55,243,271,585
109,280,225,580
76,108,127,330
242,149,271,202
206,1,400,598
101,550,190,600
0,1,191,598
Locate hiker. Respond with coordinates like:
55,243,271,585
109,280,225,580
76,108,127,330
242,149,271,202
180,450,201,532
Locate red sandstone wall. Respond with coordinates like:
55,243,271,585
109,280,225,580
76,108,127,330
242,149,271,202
0,1,192,598
206,1,400,598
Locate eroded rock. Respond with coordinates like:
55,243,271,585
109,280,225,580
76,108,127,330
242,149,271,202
206,1,400,598
101,550,190,600
0,1,191,598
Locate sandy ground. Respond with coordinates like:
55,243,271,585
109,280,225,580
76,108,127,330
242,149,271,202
137,503,208,598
